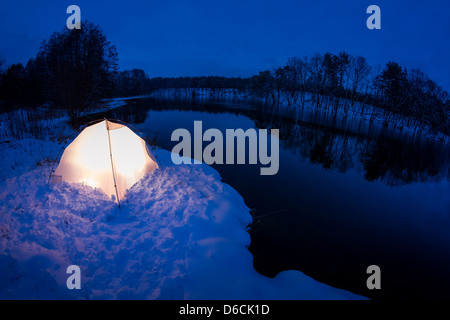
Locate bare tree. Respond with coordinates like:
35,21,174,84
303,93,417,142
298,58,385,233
309,53,326,109
347,56,371,105
287,56,310,107
35,21,118,120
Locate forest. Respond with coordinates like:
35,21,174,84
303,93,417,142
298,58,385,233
1,21,449,136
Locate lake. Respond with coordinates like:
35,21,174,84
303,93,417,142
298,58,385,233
94,95,450,300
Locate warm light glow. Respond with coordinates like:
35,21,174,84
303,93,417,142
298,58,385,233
81,178,99,189
110,127,147,177
54,120,158,203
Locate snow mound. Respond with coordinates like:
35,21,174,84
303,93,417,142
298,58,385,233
0,149,366,299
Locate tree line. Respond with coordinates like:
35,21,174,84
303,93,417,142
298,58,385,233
0,21,119,120
148,53,450,137
0,21,449,135
251,53,449,136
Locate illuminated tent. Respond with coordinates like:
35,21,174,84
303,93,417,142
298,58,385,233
52,119,158,206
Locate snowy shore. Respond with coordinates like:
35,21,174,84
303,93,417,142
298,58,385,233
0,101,367,299
0,144,366,299
134,88,450,144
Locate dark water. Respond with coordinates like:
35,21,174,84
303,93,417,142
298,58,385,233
96,96,450,300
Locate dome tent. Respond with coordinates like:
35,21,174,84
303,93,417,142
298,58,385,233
52,119,158,206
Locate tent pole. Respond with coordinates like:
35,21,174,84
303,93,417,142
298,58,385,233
105,120,121,208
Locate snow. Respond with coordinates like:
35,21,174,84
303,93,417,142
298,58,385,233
0,111,75,181
0,107,366,300
0,141,366,300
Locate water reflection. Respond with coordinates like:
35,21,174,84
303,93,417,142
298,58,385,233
100,96,450,187
92,96,450,300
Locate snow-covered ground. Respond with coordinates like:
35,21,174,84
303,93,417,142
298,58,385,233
0,111,366,299
0,111,75,181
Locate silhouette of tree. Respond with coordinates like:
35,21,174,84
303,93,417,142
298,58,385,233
114,69,151,97
374,62,409,115
1,63,29,109
35,21,118,120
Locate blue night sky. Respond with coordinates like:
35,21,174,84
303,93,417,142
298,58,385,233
1,0,449,91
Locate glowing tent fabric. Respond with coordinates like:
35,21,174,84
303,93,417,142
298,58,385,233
53,120,158,205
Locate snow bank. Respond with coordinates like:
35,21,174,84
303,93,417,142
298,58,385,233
0,149,365,300
0,139,62,181
0,111,75,181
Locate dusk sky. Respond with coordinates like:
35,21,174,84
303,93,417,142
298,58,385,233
1,0,449,91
